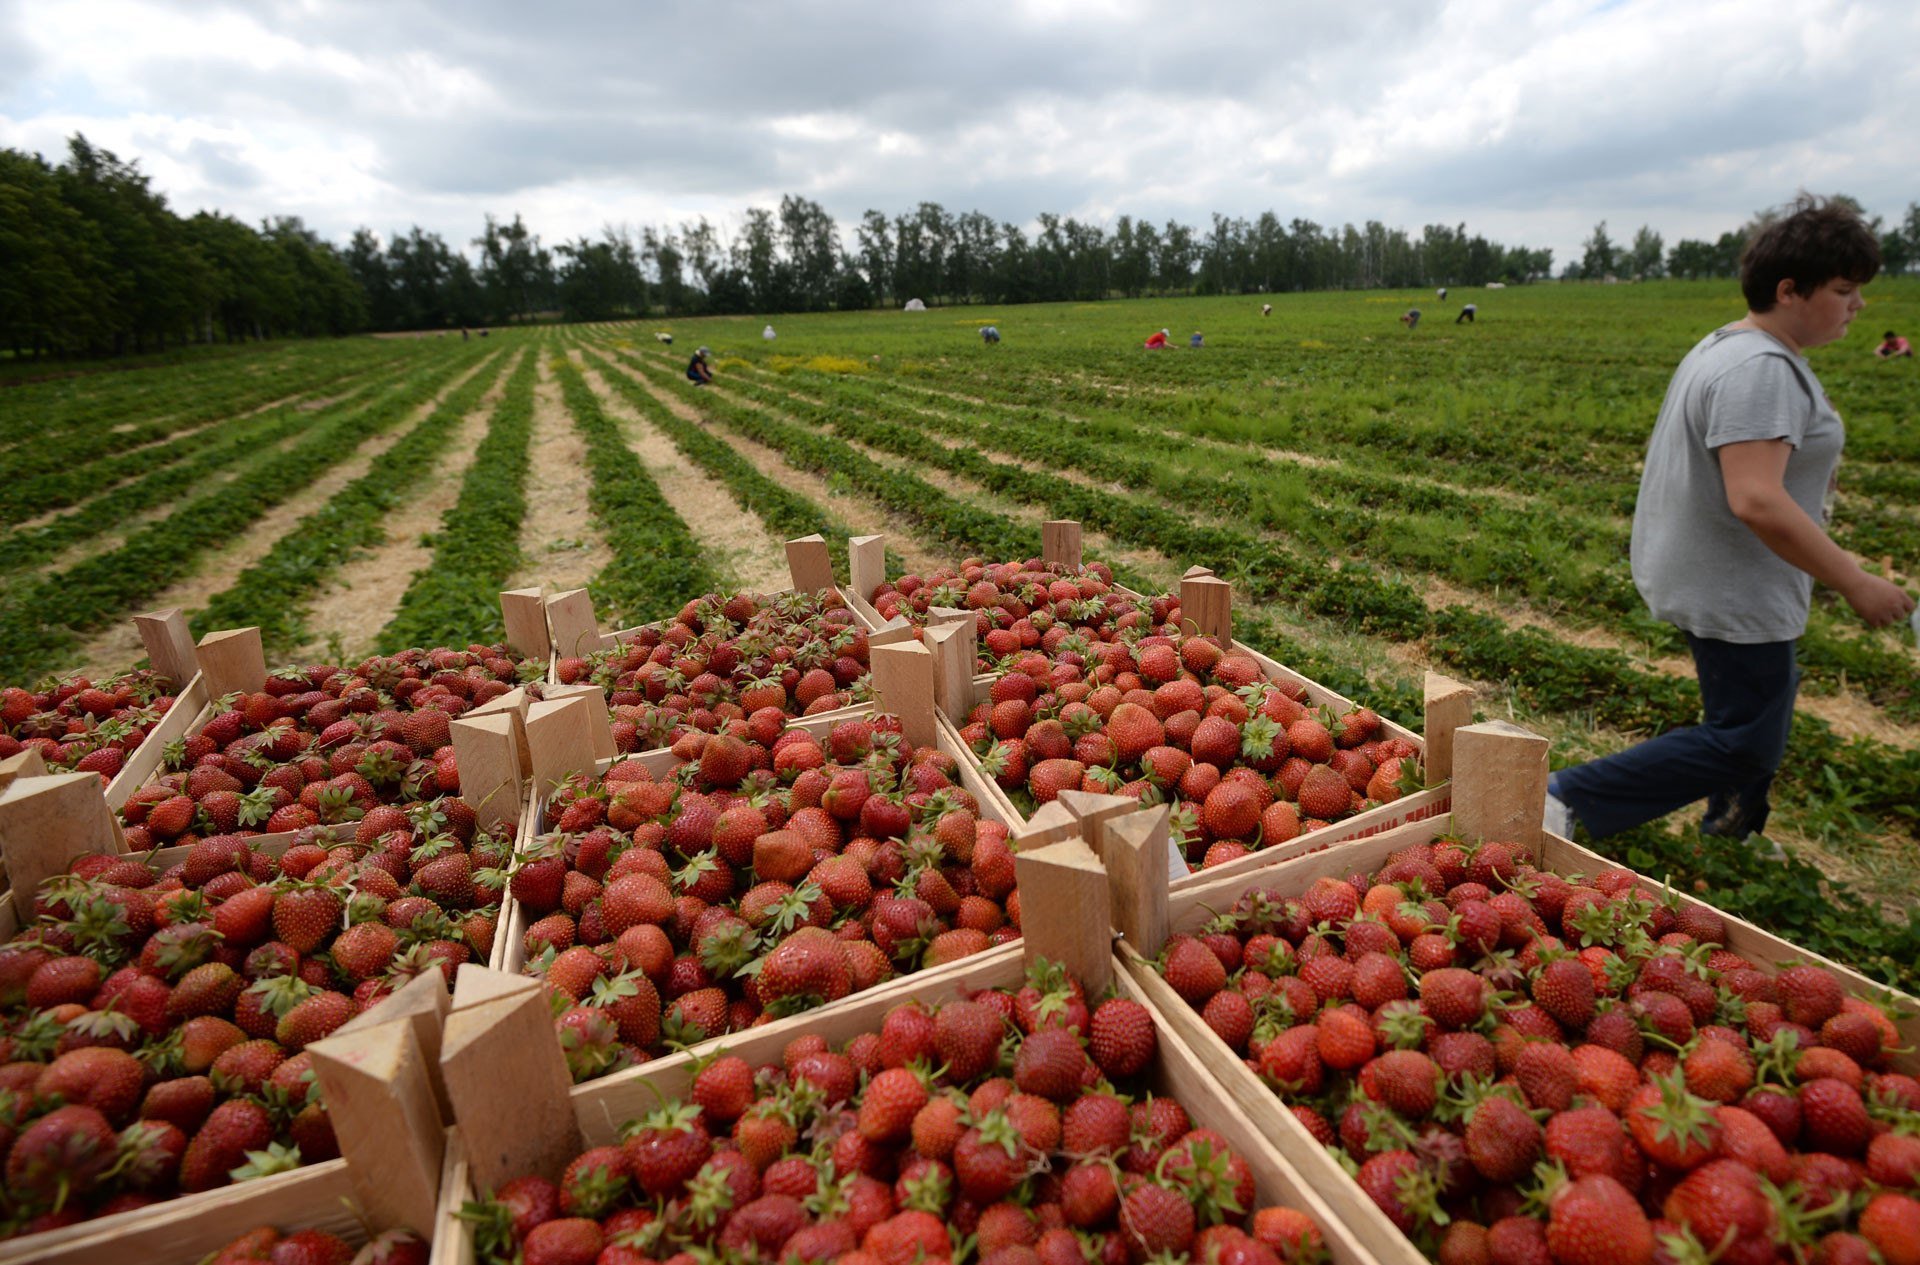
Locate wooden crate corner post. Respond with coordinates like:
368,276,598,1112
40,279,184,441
306,1017,446,1235
500,587,551,662
1102,805,1173,956
449,713,524,834
0,748,48,794
921,619,977,719
132,607,199,689
1041,521,1083,569
785,534,836,596
1422,672,1476,786
440,972,582,1192
195,626,267,698
543,589,600,664
547,683,617,763
1012,838,1112,995
0,772,128,908
524,695,599,805
1179,574,1233,643
847,535,887,609
870,640,936,751
335,968,454,1121
1451,719,1550,853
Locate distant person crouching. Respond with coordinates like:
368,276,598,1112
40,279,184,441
1400,309,1421,330
686,346,713,386
1456,303,1477,324
1144,327,1171,349
1877,330,1912,358
980,326,1001,344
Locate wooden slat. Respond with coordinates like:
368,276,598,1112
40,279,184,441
499,587,551,662
194,626,267,698
1422,671,1476,785
1451,720,1550,849
0,773,127,919
784,533,836,595
133,608,199,690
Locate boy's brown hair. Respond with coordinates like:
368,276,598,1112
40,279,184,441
1741,194,1880,311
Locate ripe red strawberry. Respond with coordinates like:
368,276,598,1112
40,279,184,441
1088,997,1155,1078
934,1000,1006,1084
1465,1095,1542,1183
4,1105,119,1204
179,1098,275,1191
1800,1077,1869,1156
272,885,343,955
1547,1174,1653,1265
522,1218,601,1265
859,1067,931,1144
1120,1182,1196,1256
1533,957,1596,1028
1163,937,1227,1007
1012,1028,1089,1102
621,1103,711,1199
1858,1192,1920,1265
276,990,354,1050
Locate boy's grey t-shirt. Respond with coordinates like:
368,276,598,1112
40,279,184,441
1630,326,1844,644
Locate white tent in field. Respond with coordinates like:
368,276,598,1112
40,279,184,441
903,298,927,311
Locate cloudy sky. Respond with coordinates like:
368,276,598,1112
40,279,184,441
2,0,1915,269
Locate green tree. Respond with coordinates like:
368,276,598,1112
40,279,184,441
1628,225,1665,279
1581,221,1616,280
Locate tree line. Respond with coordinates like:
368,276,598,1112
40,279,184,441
4,134,1917,357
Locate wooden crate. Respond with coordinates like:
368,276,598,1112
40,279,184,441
1118,795,1920,1265
0,978,453,1264
499,683,1015,981
432,939,1380,1265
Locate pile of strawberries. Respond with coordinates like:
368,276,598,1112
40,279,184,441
0,669,181,784
203,1225,426,1265
553,591,871,754
508,711,1016,1082
1152,837,1920,1264
116,644,534,846
0,798,513,1239
958,636,1418,868
865,559,1164,673
461,963,1327,1265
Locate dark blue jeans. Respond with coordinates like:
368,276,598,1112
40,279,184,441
1551,633,1798,840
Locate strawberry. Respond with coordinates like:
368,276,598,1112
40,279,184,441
277,990,354,1049
1858,1192,1920,1265
273,884,344,955
1120,1182,1197,1256
521,1218,601,1265
1088,997,1155,1078
1547,1174,1653,1265
1163,937,1227,1006
34,1045,146,1124
621,1102,710,1199
860,1067,931,1144
179,1098,275,1191
5,1105,120,1204
1012,1028,1089,1102
934,999,1007,1084
1464,1095,1541,1183
1800,1077,1869,1156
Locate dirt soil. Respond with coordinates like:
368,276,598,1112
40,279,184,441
505,353,613,594
290,350,523,660
573,352,791,595
595,350,950,581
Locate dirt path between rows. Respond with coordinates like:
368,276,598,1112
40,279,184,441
573,351,791,596
71,355,498,680
593,349,950,583
505,352,612,595
290,350,524,661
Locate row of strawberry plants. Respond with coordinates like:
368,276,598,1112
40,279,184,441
907,355,1644,519
0,341,413,509
702,362,1920,832
0,363,410,589
646,364,1920,993
795,361,1920,719
0,344,488,682
547,349,721,628
0,339,312,446
194,349,520,656
614,349,1033,565
377,348,539,652
582,341,907,582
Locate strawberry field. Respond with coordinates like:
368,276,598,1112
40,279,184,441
2,280,1918,1262
7,281,1914,988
